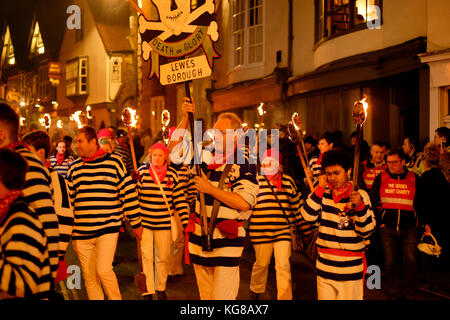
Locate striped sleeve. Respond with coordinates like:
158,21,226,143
171,170,190,226
114,156,142,228
309,156,322,181
15,146,59,282
300,186,325,223
50,171,74,258
0,203,52,298
352,189,376,239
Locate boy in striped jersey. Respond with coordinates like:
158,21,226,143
169,99,259,300
249,148,303,300
0,149,52,299
66,126,143,300
301,148,376,300
0,103,60,289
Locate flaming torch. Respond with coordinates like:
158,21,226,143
161,109,171,145
351,96,368,190
122,107,139,171
57,120,63,129
86,105,93,120
71,110,88,129
39,113,51,132
287,113,314,191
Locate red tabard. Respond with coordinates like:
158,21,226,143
362,161,387,190
379,171,415,211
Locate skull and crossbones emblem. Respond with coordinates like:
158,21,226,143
139,0,219,61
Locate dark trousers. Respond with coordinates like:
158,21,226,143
380,226,417,298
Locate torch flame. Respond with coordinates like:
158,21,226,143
71,110,87,129
39,113,51,129
359,97,368,118
122,107,138,128
291,112,300,132
57,120,63,129
353,96,369,126
86,105,92,119
20,117,26,126
257,103,266,117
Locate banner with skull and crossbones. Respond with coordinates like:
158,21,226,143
139,0,220,82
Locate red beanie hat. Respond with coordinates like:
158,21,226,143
150,142,169,159
98,128,114,139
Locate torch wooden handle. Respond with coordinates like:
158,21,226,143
296,144,314,191
127,126,138,172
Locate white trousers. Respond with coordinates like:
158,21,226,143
168,215,184,276
72,232,121,300
317,276,363,300
250,241,292,300
193,264,240,300
141,228,171,294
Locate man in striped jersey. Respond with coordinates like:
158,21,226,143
169,98,259,300
0,103,60,291
21,130,75,284
0,149,52,299
249,148,303,300
66,126,143,300
301,148,376,300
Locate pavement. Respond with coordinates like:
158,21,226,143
58,229,450,301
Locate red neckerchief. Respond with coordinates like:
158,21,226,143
316,153,324,165
266,172,282,190
56,152,65,165
81,148,106,165
207,151,234,170
0,190,23,225
148,163,168,184
330,182,353,203
3,141,30,151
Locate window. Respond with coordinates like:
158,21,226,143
66,57,88,97
30,21,45,57
1,26,15,67
231,0,264,68
315,0,382,42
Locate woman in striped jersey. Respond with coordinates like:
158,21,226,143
66,126,143,300
249,149,303,300
301,148,376,300
136,142,189,300
0,104,60,289
49,140,74,178
0,149,52,299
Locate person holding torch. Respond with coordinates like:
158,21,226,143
168,98,259,300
